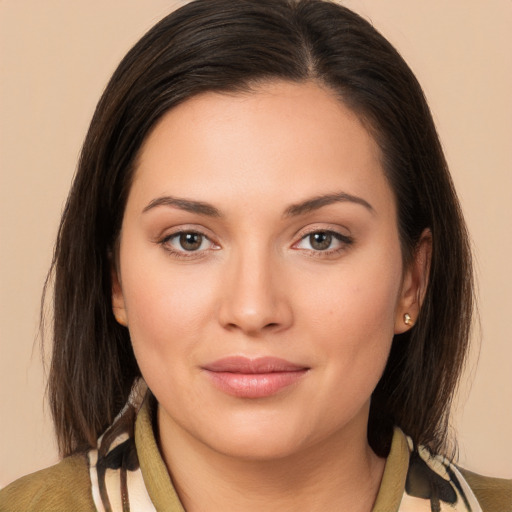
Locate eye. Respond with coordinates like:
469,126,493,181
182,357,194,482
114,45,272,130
307,232,334,251
162,231,215,254
294,230,352,252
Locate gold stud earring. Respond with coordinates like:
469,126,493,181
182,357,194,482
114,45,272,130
404,313,412,326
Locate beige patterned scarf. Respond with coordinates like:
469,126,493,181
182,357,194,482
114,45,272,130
88,380,482,512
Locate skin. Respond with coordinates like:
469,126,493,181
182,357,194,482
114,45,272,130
112,81,430,511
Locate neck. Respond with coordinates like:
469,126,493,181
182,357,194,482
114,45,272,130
157,407,386,512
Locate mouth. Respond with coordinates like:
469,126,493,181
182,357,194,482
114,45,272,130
201,356,309,398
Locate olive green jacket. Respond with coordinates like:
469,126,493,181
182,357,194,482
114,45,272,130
1,396,510,511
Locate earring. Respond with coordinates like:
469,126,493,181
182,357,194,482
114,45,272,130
404,313,412,326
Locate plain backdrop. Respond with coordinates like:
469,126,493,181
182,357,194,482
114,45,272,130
1,0,511,487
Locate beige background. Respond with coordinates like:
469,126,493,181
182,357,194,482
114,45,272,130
1,0,511,487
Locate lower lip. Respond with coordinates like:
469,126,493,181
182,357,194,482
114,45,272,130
204,370,308,398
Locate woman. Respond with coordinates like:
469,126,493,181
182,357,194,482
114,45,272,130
1,0,510,510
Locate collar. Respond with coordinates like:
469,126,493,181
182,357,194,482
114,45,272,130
88,384,482,512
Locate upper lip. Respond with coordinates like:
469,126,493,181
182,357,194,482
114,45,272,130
202,356,308,374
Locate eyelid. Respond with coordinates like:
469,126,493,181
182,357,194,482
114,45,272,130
156,223,218,243
294,230,351,247
158,225,221,258
293,223,352,242
291,226,354,255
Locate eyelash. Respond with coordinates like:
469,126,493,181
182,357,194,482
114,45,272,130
159,230,219,260
158,229,353,259
293,229,353,257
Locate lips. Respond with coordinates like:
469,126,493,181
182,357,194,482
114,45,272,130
202,356,309,398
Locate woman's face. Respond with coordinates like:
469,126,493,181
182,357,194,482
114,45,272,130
113,81,425,460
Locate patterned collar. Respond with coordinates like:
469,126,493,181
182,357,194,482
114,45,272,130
88,381,482,512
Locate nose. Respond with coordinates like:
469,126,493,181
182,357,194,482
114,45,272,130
217,247,293,336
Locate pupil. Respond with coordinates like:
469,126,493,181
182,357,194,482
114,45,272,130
310,232,332,250
180,233,202,251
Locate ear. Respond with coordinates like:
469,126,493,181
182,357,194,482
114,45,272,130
394,229,432,334
111,264,128,327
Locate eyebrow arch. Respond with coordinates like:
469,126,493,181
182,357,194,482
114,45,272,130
284,192,374,217
142,196,222,217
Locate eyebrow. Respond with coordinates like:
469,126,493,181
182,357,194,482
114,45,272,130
284,192,374,217
142,191,374,218
142,196,221,217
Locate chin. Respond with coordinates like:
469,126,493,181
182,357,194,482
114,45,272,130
209,431,307,462
204,410,337,462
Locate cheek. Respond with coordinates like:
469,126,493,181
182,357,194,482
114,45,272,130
298,247,402,384
119,253,220,367
304,252,401,338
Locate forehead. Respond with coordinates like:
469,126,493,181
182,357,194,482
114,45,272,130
129,80,393,217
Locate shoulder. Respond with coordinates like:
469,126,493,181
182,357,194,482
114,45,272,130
0,453,96,512
396,430,511,512
459,467,512,512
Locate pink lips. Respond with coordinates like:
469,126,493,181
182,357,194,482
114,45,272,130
202,356,309,398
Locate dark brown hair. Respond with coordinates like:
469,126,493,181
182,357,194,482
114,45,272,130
47,0,473,458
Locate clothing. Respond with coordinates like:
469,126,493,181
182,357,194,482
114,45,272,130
1,383,511,512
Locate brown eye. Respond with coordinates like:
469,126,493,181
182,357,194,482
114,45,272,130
179,232,203,251
294,230,353,254
161,230,219,257
309,232,332,250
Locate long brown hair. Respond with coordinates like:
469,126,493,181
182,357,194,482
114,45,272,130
46,0,473,458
